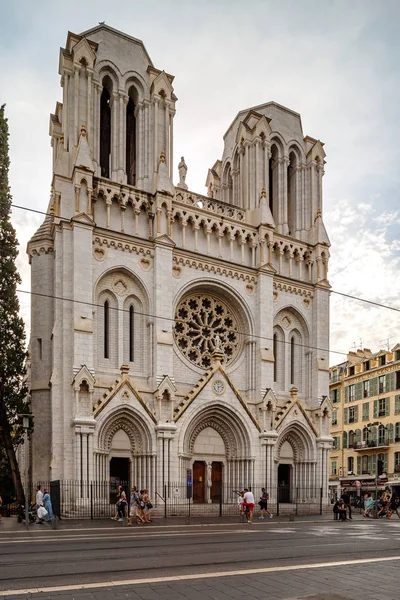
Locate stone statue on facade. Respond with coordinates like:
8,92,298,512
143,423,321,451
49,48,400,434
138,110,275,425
177,156,188,189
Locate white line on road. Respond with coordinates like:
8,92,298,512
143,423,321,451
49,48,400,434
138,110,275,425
1,554,399,597
0,529,265,545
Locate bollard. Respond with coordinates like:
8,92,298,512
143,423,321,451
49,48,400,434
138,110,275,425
51,516,58,530
289,514,294,522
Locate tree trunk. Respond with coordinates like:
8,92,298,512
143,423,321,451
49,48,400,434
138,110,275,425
0,400,25,505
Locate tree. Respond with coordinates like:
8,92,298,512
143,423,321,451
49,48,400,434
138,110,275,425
0,104,30,504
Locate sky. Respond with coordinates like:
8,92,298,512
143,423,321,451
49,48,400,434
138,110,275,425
1,0,400,366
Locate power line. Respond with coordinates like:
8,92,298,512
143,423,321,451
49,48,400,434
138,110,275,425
10,201,400,315
13,287,370,359
9,202,400,359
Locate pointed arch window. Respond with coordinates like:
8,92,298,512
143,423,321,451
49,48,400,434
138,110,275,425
126,88,137,186
104,300,110,359
290,336,295,385
100,76,112,178
129,305,134,362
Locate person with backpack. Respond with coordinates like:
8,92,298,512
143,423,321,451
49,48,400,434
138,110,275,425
258,487,273,519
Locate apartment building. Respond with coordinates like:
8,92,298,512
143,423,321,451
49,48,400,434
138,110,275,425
329,346,400,496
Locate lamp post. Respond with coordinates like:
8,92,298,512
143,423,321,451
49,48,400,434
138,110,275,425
18,414,32,530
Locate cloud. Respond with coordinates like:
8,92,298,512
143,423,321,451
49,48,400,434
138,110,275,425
3,0,400,365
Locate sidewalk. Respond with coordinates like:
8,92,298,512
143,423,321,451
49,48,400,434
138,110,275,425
0,512,366,533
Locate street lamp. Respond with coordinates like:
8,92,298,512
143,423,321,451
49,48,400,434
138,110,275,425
18,414,32,530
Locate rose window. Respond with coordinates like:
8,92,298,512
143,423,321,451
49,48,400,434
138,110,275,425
174,294,239,369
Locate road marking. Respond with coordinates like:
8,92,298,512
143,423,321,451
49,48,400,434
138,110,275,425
0,554,399,596
0,529,264,545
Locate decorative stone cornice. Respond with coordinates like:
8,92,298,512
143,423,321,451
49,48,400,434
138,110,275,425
92,236,154,257
172,255,257,283
273,280,314,299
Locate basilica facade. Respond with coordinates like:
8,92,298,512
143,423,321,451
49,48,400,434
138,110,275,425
28,24,332,507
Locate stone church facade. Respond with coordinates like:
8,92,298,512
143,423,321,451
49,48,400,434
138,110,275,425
27,24,332,507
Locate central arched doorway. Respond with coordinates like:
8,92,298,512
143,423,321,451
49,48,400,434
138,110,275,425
181,404,253,504
192,426,225,503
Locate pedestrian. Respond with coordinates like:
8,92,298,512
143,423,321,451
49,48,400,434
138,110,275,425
238,491,245,520
43,489,54,522
363,493,375,518
258,487,273,519
333,498,347,521
36,485,44,524
111,485,124,521
142,489,152,523
377,488,390,518
341,488,352,520
117,489,128,522
387,494,400,519
128,486,145,526
242,488,255,524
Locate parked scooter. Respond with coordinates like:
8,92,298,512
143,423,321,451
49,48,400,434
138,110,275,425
17,503,37,523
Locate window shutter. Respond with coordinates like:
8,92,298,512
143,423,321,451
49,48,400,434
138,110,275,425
387,372,395,392
371,425,378,443
374,400,378,418
355,429,361,444
368,455,373,474
389,423,394,443
395,395,400,415
344,408,349,424
385,398,390,416
357,456,361,475
354,405,359,422
345,387,349,403
370,377,378,397
336,436,340,450
355,382,363,400
343,431,348,448
384,454,388,472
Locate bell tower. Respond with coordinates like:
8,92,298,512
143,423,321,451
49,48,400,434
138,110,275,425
49,24,177,220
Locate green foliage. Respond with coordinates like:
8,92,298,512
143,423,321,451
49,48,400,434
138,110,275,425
0,105,30,501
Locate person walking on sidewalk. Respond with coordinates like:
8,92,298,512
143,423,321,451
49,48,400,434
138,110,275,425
43,489,53,523
243,488,255,523
36,485,44,524
341,488,352,520
259,488,273,519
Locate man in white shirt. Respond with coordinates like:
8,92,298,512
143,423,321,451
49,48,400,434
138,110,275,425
36,485,44,524
243,488,255,523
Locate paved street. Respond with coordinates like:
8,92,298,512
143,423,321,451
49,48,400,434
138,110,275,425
1,518,400,599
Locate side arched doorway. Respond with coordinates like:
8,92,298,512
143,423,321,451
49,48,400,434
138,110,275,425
96,408,155,497
276,424,317,503
180,405,253,504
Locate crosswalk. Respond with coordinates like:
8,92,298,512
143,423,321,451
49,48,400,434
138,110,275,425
267,522,398,541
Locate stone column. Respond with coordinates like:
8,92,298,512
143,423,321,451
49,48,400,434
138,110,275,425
169,107,175,180
282,156,289,234
62,72,70,151
111,91,119,178
86,67,93,145
73,64,81,147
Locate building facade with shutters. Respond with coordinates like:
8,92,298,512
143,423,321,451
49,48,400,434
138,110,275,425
27,24,332,508
329,346,400,496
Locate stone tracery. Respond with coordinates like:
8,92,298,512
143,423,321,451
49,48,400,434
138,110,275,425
174,293,239,369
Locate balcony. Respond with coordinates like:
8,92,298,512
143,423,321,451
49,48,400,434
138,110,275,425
353,440,389,451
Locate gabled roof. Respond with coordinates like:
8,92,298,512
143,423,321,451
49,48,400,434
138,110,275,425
93,377,156,423
173,363,261,431
79,24,153,67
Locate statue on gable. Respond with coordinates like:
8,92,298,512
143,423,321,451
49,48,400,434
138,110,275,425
177,156,188,190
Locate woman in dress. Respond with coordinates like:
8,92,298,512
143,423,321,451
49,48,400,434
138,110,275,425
43,489,54,522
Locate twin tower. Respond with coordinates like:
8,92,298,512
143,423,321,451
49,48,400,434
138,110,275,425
50,24,329,249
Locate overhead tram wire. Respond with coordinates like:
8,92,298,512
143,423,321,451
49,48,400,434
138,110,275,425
9,202,400,358
14,287,388,360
